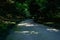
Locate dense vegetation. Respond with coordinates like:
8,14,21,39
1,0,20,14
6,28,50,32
0,0,60,40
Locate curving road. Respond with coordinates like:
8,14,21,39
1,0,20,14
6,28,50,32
6,19,60,40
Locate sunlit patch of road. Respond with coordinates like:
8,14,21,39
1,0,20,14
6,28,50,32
46,28,59,32
15,31,39,35
17,23,35,26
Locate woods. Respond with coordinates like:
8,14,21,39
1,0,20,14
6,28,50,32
0,0,60,40
0,0,60,22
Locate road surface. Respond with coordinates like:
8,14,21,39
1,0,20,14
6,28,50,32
6,19,60,40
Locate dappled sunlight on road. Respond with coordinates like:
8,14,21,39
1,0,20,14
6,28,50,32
46,28,59,32
6,19,60,40
17,23,35,27
15,31,39,34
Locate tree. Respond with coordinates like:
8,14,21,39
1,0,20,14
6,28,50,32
29,0,42,19
15,0,26,3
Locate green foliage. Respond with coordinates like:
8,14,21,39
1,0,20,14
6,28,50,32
0,23,8,30
15,2,31,18
36,0,47,10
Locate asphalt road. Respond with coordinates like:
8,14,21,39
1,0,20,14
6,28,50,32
6,19,60,40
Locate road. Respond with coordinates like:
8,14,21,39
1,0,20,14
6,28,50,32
6,19,60,40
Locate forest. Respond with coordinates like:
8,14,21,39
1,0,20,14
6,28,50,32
0,0,60,40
